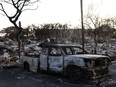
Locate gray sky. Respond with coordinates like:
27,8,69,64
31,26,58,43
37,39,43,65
0,0,116,30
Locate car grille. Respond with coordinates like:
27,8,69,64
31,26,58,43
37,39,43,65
94,58,108,67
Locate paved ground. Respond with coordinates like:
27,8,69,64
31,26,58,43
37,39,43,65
0,62,116,87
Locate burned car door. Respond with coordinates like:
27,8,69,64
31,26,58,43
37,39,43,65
39,47,49,71
48,46,64,73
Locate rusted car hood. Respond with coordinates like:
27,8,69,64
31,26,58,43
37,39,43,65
67,54,109,60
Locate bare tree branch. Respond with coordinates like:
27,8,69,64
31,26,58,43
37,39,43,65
11,0,18,9
0,3,9,18
22,5,38,11
0,0,39,58
0,0,39,24
1,0,12,5
84,22,93,29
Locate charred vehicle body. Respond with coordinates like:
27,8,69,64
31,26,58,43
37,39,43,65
20,44,111,80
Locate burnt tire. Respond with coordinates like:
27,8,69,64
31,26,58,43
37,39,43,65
37,62,40,73
67,67,82,82
23,62,30,71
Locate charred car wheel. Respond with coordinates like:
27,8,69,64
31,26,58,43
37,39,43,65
23,62,30,71
65,66,82,82
69,67,82,81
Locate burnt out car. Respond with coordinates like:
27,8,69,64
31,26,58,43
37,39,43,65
20,44,111,81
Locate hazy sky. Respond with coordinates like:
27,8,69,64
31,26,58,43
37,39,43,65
0,0,116,29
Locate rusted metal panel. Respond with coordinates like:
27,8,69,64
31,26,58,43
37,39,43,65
49,56,63,72
64,56,85,67
20,56,39,73
39,54,48,71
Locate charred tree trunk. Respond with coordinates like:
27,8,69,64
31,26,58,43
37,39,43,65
16,21,23,59
93,32,97,54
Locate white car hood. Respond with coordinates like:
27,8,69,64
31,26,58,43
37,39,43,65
66,54,109,60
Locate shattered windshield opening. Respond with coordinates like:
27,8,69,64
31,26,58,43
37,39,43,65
62,46,87,55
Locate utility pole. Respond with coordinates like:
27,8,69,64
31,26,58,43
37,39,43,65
80,0,85,52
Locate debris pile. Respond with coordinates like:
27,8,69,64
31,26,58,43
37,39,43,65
0,46,18,67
